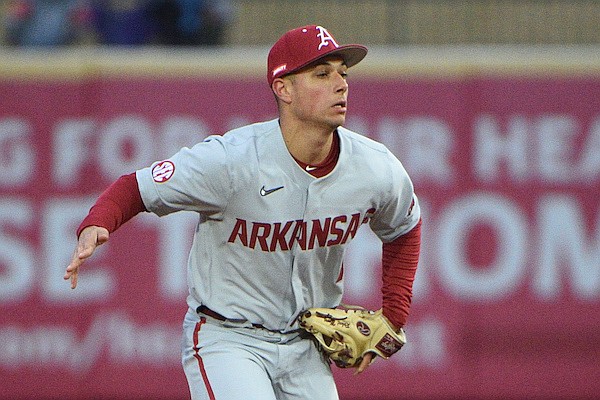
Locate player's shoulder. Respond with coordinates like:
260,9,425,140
337,126,409,180
217,119,279,146
337,126,391,156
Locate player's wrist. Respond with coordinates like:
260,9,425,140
381,312,402,333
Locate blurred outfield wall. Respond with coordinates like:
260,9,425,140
1,45,600,399
228,0,600,45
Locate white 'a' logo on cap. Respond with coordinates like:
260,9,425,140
316,26,339,50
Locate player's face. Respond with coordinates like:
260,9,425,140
287,57,349,130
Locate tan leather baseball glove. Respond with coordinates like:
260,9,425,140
298,307,406,368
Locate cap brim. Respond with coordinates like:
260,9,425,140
288,44,368,76
332,45,369,68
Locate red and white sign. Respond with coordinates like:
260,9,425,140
1,72,599,400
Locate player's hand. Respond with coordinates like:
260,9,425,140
353,318,401,374
64,226,109,289
354,352,375,375
353,316,401,374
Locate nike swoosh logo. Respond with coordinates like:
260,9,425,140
305,165,317,171
260,185,284,196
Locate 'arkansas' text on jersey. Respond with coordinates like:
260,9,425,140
227,210,375,251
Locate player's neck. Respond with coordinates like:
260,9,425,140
279,119,336,165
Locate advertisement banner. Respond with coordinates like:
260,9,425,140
1,71,599,399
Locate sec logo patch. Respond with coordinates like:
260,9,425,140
152,160,175,183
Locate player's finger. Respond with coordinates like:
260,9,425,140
64,251,90,289
64,244,90,280
64,257,81,288
70,270,78,289
354,353,374,375
64,246,91,289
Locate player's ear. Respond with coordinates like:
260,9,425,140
272,77,293,104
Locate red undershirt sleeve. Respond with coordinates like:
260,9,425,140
76,172,147,238
381,219,422,329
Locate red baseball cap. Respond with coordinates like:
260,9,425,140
267,25,368,87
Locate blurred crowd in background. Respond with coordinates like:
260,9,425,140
1,0,236,46
2,1,599,48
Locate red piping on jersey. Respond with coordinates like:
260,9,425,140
193,317,215,400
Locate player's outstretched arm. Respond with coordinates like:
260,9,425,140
64,226,109,289
63,173,146,289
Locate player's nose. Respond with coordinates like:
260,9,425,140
334,73,348,93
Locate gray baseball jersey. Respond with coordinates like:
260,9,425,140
136,118,420,332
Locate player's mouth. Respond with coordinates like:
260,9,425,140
333,100,347,112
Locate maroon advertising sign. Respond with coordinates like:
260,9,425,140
1,72,599,399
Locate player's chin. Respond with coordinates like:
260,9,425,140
328,113,346,128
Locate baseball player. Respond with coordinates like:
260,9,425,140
65,25,421,400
